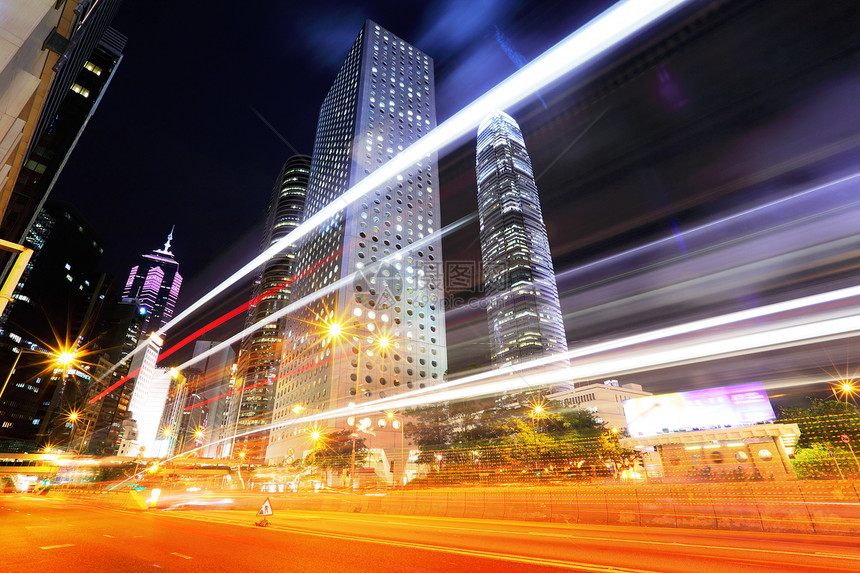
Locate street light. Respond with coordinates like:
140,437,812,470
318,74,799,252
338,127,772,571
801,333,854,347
0,346,78,403
321,318,390,490
529,403,547,473
832,381,857,413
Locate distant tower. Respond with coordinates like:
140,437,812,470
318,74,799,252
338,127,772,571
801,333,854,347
228,156,310,461
266,22,447,465
123,229,182,333
476,111,568,367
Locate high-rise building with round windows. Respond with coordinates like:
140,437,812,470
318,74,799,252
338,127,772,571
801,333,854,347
476,111,568,367
266,22,447,467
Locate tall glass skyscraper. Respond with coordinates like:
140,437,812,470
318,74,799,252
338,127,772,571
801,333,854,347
122,230,182,333
476,111,568,367
228,155,310,462
266,21,447,464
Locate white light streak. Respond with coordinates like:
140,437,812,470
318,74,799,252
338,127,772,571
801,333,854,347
153,0,692,338
99,0,692,385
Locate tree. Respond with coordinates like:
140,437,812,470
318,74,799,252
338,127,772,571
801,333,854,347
312,429,368,484
779,398,859,449
406,393,609,479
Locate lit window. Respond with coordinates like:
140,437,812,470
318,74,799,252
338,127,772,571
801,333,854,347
84,61,102,75
70,83,90,98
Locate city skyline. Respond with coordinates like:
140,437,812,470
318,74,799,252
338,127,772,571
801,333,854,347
0,1,858,568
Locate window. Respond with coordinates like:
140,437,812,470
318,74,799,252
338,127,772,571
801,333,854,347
70,83,90,98
84,61,102,75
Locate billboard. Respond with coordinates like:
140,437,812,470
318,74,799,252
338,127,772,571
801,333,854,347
622,382,775,437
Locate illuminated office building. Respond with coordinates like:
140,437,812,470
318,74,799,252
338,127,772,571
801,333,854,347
122,229,182,333
266,22,447,464
122,334,170,457
476,111,568,367
228,156,310,461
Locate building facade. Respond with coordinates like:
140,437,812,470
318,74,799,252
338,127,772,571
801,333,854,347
122,334,169,457
122,229,182,333
266,21,447,464
476,111,568,368
228,156,310,461
548,379,652,430
0,201,106,450
5,28,125,250
0,0,124,249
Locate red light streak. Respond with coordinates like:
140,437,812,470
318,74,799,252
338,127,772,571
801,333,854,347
184,357,332,411
88,367,140,404
158,248,342,363
88,249,341,406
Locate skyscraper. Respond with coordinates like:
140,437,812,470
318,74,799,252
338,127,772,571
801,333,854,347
0,201,106,451
476,111,568,367
0,0,124,249
226,156,310,461
1,27,126,250
122,229,182,333
266,21,447,464
122,333,170,457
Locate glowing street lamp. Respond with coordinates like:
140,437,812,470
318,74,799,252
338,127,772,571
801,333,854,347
319,317,390,490
832,380,858,413
529,403,548,472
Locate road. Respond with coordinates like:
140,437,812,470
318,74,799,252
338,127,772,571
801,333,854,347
2,493,860,572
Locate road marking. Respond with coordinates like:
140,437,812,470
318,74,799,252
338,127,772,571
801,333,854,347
41,544,75,550
815,552,860,560
170,553,192,560
159,512,647,571
103,534,115,538
318,514,860,562
25,525,50,529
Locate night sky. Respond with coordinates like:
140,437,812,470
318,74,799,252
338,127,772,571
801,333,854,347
51,0,605,296
50,0,860,400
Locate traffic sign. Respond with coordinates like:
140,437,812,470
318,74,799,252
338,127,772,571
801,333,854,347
257,497,273,516
842,434,851,444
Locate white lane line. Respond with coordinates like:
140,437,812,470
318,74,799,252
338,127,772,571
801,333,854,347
103,534,115,538
41,544,75,550
25,525,49,529
170,553,192,560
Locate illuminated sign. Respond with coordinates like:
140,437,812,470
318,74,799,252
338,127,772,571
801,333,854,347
623,382,775,437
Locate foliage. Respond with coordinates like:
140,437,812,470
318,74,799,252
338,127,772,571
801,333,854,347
790,442,860,480
778,397,860,449
405,393,633,480
311,429,368,471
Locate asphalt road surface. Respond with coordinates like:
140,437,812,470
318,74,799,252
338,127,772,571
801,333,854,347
3,494,860,572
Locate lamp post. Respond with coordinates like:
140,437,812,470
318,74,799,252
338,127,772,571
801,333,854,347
383,412,405,487
323,319,388,490
530,405,545,472
0,347,76,402
832,382,857,414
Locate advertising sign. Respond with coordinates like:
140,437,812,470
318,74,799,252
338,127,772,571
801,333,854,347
623,382,775,437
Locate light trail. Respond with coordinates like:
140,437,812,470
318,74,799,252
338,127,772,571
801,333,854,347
109,287,860,491
557,170,860,280
173,214,476,372
184,358,333,411
99,0,693,389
